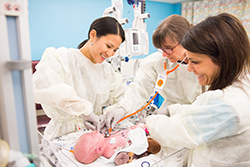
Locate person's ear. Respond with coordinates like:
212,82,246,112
95,146,104,155
89,29,97,41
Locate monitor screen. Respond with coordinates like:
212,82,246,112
132,32,139,45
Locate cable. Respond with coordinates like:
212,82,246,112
109,91,159,132
108,56,187,132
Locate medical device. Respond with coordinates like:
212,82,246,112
103,6,116,16
0,0,40,166
137,103,158,121
122,0,150,58
124,28,142,56
103,0,130,73
104,0,150,74
108,55,188,133
103,0,129,26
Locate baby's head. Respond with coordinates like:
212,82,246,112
74,131,105,164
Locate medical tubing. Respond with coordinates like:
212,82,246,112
80,137,103,163
108,91,159,132
163,55,187,75
166,64,179,75
108,57,186,132
37,130,81,167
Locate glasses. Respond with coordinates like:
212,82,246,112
160,43,179,55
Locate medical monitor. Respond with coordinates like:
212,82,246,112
124,28,142,57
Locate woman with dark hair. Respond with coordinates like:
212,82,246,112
33,16,127,140
103,14,202,131
146,13,250,167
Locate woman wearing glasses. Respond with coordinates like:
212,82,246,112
101,15,202,135
100,14,202,167
146,13,250,167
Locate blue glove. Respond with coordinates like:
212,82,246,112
82,112,100,132
105,108,126,130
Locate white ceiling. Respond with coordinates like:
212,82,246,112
148,0,191,4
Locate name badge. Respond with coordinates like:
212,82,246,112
155,74,166,92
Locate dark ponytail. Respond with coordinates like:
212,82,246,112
77,40,88,49
78,16,125,49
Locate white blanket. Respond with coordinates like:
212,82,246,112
39,128,188,167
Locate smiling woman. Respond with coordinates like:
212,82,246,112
186,51,220,86
80,33,122,64
146,13,250,167
182,13,250,91
78,16,125,64
32,16,128,140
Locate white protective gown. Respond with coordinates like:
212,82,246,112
146,75,250,167
33,47,127,139
107,51,202,114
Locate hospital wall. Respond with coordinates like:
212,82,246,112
28,0,181,60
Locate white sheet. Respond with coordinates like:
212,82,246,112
39,128,188,167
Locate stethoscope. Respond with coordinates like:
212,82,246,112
104,55,188,136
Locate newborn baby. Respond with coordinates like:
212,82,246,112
73,123,161,165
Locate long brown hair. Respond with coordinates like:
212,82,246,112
181,13,250,90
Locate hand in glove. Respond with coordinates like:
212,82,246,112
82,112,100,132
105,108,126,130
99,114,107,133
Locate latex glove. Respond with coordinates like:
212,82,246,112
99,114,107,133
82,112,100,132
105,108,126,130
154,106,170,116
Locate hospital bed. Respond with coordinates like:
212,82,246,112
37,121,189,167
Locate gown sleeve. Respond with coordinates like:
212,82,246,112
146,90,239,149
105,52,161,114
33,47,93,116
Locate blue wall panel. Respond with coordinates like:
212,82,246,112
28,0,181,60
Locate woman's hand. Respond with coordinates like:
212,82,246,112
82,112,100,132
105,108,126,130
